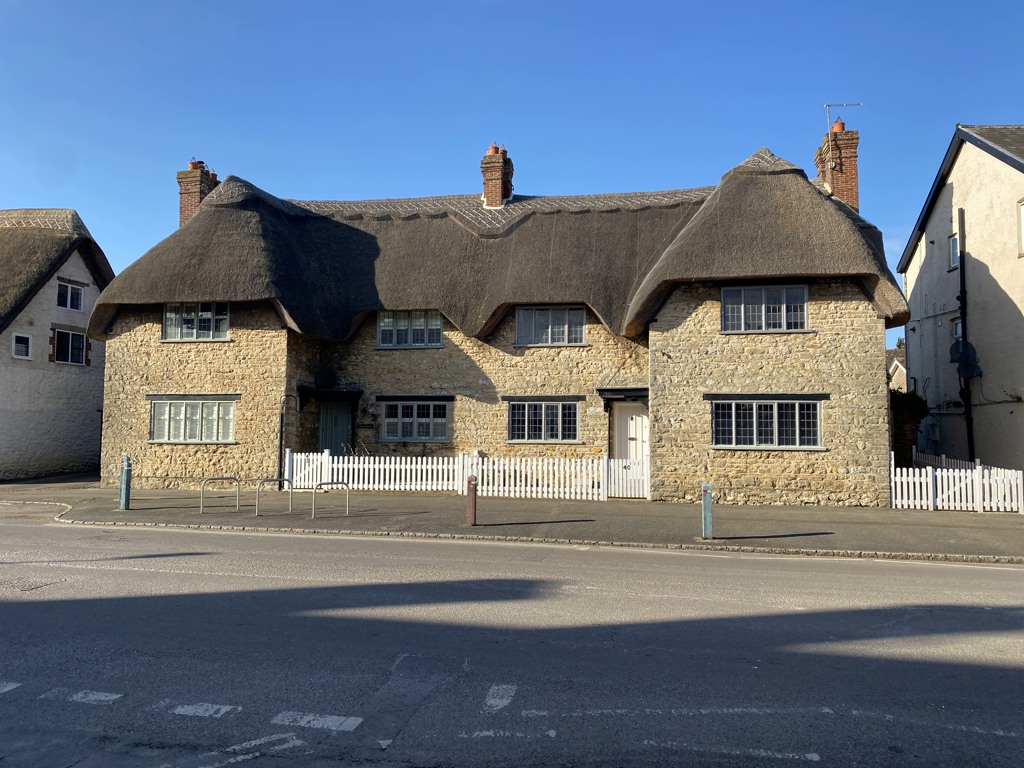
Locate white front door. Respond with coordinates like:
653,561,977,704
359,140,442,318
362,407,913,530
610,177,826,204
610,402,649,498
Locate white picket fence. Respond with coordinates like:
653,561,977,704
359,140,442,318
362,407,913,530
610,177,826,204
911,447,979,471
891,453,1024,512
283,449,637,501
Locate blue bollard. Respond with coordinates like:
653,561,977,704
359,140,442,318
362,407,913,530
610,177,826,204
119,456,132,510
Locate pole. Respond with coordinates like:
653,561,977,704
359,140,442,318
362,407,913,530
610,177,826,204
957,208,976,462
118,456,132,510
466,475,478,526
701,482,712,538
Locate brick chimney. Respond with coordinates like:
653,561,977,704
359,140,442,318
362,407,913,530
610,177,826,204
480,143,514,208
176,159,220,227
813,118,859,212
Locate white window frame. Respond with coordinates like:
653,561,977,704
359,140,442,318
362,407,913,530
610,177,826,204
515,306,586,347
149,398,237,443
380,400,450,442
11,333,31,359
952,317,963,339
57,282,83,311
162,302,230,341
721,286,808,333
710,398,822,449
54,330,86,365
949,234,960,269
1018,199,1024,256
507,400,580,442
377,310,443,349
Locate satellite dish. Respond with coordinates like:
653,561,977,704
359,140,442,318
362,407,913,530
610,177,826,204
950,340,983,379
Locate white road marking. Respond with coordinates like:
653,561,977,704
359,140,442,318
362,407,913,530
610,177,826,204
225,733,299,751
643,740,820,761
556,706,834,718
0,682,21,695
851,709,1022,738
484,684,517,712
196,753,259,768
459,729,557,739
172,702,241,718
39,688,123,705
271,710,363,731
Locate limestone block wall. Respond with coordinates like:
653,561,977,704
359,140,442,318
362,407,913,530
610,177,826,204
312,308,648,458
0,250,105,479
648,281,891,506
99,302,289,488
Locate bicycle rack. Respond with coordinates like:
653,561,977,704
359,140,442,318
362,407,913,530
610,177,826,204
311,481,350,519
200,477,240,515
255,478,293,517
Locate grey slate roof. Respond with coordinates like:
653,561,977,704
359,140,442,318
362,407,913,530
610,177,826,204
1,209,113,334
90,148,908,342
898,125,1024,272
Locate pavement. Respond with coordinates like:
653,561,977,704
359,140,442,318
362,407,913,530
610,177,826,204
1,473,1023,564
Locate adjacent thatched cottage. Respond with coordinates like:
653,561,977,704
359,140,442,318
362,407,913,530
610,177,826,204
89,123,908,505
1,209,113,479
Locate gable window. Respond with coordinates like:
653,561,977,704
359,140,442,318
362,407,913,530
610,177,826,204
505,398,581,442
57,282,83,311
515,306,586,346
706,395,827,448
379,399,450,441
949,234,959,269
721,287,807,332
12,334,31,359
148,395,237,443
377,310,443,348
163,303,230,341
54,330,85,365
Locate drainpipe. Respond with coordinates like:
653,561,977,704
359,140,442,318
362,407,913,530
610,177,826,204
279,394,297,489
957,208,976,462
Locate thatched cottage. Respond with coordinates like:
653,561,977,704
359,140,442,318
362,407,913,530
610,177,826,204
89,122,908,505
1,209,113,479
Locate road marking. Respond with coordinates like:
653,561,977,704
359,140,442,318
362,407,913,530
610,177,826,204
271,711,363,731
0,682,21,695
39,688,123,705
643,740,820,761
459,729,557,739
851,709,1022,738
524,706,834,718
173,702,242,718
196,754,259,768
484,684,517,712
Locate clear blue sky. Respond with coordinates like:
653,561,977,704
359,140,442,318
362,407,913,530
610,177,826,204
2,1,1021,345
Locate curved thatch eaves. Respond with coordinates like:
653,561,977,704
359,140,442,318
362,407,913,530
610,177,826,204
1,209,113,334
90,176,711,341
623,149,910,335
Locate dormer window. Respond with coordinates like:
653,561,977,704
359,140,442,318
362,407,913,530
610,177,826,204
515,306,586,346
163,303,229,341
721,286,807,332
377,310,443,348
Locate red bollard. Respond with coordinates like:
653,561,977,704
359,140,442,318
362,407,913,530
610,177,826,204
466,475,478,526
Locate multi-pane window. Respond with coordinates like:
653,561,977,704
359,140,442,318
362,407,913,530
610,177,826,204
377,310,443,348
149,399,236,443
721,287,807,332
54,330,85,364
57,282,83,311
515,307,586,346
12,334,30,359
163,303,230,340
381,401,449,441
711,399,821,448
949,234,960,269
507,401,579,442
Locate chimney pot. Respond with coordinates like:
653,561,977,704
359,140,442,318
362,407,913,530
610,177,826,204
486,142,500,155
831,117,846,133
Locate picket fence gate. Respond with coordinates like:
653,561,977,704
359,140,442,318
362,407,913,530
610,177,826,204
890,453,1024,513
283,450,646,501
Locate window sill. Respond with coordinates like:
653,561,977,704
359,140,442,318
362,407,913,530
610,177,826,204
507,440,585,445
160,338,233,343
719,329,814,336
710,445,827,452
513,344,590,349
375,345,444,351
53,360,86,366
947,265,960,272
148,441,239,445
380,440,452,445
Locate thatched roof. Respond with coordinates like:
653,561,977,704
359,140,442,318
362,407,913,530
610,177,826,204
1,209,113,334
90,148,908,341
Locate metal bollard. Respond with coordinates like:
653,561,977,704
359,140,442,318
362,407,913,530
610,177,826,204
700,482,712,538
466,475,478,526
119,456,132,510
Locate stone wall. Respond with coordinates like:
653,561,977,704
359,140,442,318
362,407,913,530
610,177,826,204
648,280,891,506
311,308,649,458
100,302,289,488
0,250,105,479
